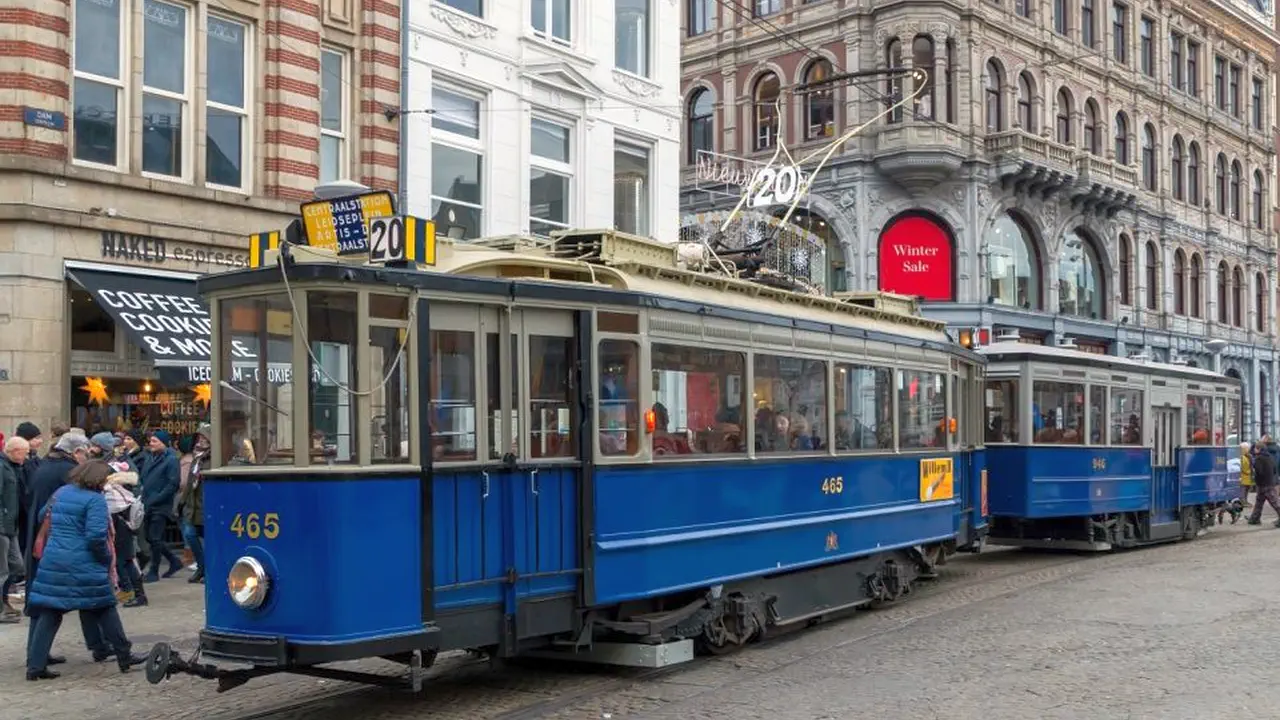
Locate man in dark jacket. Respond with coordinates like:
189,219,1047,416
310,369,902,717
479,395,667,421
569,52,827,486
1248,439,1280,526
178,424,209,584
140,430,182,581
13,422,42,556
0,436,27,621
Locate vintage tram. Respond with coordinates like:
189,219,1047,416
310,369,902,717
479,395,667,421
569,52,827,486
144,229,987,691
980,340,1241,550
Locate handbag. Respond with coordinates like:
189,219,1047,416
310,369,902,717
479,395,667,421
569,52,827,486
32,504,52,560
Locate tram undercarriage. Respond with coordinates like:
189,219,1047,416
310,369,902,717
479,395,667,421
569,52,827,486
987,507,1220,551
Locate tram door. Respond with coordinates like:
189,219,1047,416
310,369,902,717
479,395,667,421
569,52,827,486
1150,406,1181,527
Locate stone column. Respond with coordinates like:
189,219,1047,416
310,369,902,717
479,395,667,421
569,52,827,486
721,69,738,155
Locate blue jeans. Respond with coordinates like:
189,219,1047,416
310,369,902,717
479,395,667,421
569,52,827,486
144,511,180,578
181,521,204,572
25,606,116,670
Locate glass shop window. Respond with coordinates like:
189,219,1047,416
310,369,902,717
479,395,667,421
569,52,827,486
307,291,359,465
217,294,295,466
650,343,747,455
834,363,894,451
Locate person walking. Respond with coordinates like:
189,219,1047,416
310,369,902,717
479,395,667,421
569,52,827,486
97,436,148,608
1,437,29,622
139,430,182,582
24,460,146,680
14,423,43,555
1247,439,1280,527
178,425,209,584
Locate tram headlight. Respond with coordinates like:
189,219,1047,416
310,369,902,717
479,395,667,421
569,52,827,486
227,556,270,610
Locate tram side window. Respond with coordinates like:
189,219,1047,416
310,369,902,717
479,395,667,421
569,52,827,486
984,379,1019,443
1186,395,1212,445
487,333,518,460
529,334,575,459
370,326,412,464
1031,381,1085,444
650,344,746,456
218,295,294,466
753,354,828,452
898,370,946,450
1227,398,1241,441
834,364,893,451
599,340,640,457
307,292,359,465
1213,398,1226,445
429,330,477,462
1109,388,1143,445
1088,386,1106,445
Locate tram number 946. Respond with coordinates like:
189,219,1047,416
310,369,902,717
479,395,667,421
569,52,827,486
821,476,845,495
229,513,280,540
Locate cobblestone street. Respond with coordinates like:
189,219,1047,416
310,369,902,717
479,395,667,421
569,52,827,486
5,511,1280,720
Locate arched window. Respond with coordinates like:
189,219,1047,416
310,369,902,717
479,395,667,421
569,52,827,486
803,60,834,139
1055,88,1073,144
686,89,714,163
887,41,904,124
1233,266,1244,327
1017,72,1035,131
1254,169,1266,229
1190,253,1203,318
1188,142,1202,206
1174,249,1187,315
753,72,780,151
1171,135,1185,200
1218,260,1230,323
1230,160,1242,220
1142,123,1157,191
912,36,935,120
1145,241,1159,311
1215,153,1227,214
1257,271,1267,332
1114,112,1129,164
1058,228,1104,319
786,209,845,292
1084,100,1099,154
986,212,1041,309
1119,234,1132,305
984,59,1003,131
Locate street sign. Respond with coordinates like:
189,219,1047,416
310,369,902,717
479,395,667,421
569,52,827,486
300,190,395,256
367,215,437,266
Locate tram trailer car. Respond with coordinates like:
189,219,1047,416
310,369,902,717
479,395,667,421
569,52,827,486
980,342,1240,551
144,230,989,692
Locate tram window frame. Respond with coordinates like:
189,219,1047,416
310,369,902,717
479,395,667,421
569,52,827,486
752,353,829,454
1031,380,1087,445
597,338,642,459
428,328,480,463
1212,396,1226,445
833,362,895,452
983,377,1019,444
213,292,298,468
1186,394,1213,445
1087,385,1107,445
1109,387,1144,446
527,331,577,461
897,368,947,451
650,342,748,458
305,290,361,466
1227,396,1241,442
428,303,488,468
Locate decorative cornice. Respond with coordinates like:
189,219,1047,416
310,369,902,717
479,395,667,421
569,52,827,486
612,69,661,99
430,4,497,40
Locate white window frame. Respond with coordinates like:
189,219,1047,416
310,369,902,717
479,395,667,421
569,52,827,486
319,47,349,185
441,0,482,18
430,82,486,240
613,138,652,238
614,0,650,78
755,0,781,16
71,0,129,171
532,0,571,46
204,11,252,193
528,115,574,236
139,0,194,184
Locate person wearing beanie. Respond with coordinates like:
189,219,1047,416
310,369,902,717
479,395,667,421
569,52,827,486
13,423,45,570
138,430,182,581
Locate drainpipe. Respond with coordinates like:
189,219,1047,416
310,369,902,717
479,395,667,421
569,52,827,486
397,5,410,215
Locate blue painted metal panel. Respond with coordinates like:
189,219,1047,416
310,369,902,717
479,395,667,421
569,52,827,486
985,446,1151,518
591,455,962,606
1178,446,1232,506
432,471,505,610
969,448,989,533
1151,468,1180,523
203,477,424,643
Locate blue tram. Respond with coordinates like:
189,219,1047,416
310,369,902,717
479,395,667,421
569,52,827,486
145,230,987,690
980,341,1241,550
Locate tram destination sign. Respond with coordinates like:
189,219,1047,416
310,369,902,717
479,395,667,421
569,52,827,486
300,190,396,256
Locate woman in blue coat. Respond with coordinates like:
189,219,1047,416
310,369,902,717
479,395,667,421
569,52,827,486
25,460,145,680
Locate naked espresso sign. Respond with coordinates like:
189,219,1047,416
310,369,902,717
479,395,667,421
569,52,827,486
876,215,954,302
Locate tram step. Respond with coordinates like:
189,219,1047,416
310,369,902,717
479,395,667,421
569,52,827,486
523,639,695,668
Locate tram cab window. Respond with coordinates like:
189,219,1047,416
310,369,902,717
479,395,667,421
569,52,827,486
1109,388,1143,445
1213,398,1226,445
1088,386,1106,444
650,344,746,456
217,294,295,466
598,340,640,457
834,364,893,451
306,292,359,465
898,370,945,450
429,330,477,462
753,355,828,453
370,324,411,464
1186,395,1212,445
983,379,1019,443
1031,381,1085,444
528,335,575,459
1227,398,1241,441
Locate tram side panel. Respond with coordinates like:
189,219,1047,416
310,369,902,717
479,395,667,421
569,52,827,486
957,448,988,550
1178,446,1234,507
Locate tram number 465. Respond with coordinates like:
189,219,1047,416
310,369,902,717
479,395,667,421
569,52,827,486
230,512,280,540
821,476,845,495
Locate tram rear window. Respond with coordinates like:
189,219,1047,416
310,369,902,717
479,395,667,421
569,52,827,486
984,379,1018,443
1032,381,1085,444
650,344,747,456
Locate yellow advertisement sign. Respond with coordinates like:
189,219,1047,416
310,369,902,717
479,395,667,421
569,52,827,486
919,458,954,503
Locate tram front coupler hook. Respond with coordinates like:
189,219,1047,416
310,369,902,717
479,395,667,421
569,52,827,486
144,642,221,685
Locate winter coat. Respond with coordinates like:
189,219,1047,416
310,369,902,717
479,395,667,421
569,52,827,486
1255,450,1278,488
24,451,78,573
26,485,117,611
105,471,140,561
0,455,21,537
139,447,180,518
179,451,206,527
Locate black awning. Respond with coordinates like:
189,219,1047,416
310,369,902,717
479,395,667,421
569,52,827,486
67,267,213,368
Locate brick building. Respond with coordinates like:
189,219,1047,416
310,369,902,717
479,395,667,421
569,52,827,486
0,0,401,435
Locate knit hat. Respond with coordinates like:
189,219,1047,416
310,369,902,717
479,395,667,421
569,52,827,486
15,422,41,441
149,429,172,447
88,431,119,452
50,422,70,438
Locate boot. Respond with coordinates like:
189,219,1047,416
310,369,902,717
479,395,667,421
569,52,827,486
25,669,59,681
124,591,148,608
118,652,147,673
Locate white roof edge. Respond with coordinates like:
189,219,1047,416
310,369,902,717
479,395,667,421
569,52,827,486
979,341,1239,382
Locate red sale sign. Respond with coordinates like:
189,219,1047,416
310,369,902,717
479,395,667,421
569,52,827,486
877,215,954,301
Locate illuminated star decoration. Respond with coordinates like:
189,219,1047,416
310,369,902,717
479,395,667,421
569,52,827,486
81,376,110,407
192,383,212,407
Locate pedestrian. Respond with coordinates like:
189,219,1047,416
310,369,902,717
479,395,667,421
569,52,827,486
93,432,148,607
178,424,209,584
1247,439,1280,527
24,460,146,680
1,436,29,622
14,422,43,554
139,430,182,581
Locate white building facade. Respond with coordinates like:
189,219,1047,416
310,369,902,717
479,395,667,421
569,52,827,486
405,0,682,243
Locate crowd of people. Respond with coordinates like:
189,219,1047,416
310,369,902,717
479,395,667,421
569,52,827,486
0,421,209,681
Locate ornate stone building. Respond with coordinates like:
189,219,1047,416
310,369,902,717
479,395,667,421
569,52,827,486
680,0,1280,437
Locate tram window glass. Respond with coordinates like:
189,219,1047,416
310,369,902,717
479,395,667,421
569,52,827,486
834,364,893,451
1031,381,1085,444
1227,398,1241,440
983,379,1019,443
307,292,359,465
650,344,746,455
487,333,519,460
1213,397,1226,444
370,294,409,320
529,335,575,459
370,326,411,464
1088,386,1107,444
1186,395,1212,445
1109,388,1143,445
753,355,828,452
429,330,476,462
898,370,946,450
598,340,640,457
218,295,294,466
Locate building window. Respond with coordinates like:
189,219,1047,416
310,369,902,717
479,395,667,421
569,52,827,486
1140,16,1153,76
72,0,125,167
686,89,714,162
69,285,117,353
1084,99,1099,154
986,212,1041,309
1257,271,1267,332
1142,123,1157,191
912,36,935,120
615,0,649,77
1254,169,1266,229
1111,3,1127,65
1253,76,1265,129
1114,112,1128,164
529,118,572,237
1170,32,1183,90
442,0,481,17
888,41,905,124
319,49,347,185
1187,42,1200,97
1054,0,1068,34
1171,136,1184,200
1059,229,1104,319
984,59,1003,131
804,60,835,139
945,40,957,123
1188,142,1201,206
430,85,484,240
1190,253,1203,318
687,0,710,36
206,16,249,189
1119,234,1132,305
533,0,570,44
1215,55,1227,110
613,141,650,236
1218,261,1230,324
753,72,780,150
1017,72,1035,131
1233,266,1244,327
1230,65,1241,117
1174,249,1186,314
1016,0,1030,17
141,0,190,179
754,0,781,15
1082,0,1095,48
1055,88,1072,144
1231,160,1242,220
1215,153,1227,215
1145,241,1159,311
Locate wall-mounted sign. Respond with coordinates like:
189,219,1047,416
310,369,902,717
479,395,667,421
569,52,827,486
101,232,249,269
877,215,955,302
300,190,395,255
0,368,9,382
24,107,66,131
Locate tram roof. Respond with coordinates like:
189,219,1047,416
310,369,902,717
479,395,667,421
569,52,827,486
980,341,1242,386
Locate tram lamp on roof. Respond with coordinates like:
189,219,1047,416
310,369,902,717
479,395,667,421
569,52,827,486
957,328,989,349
